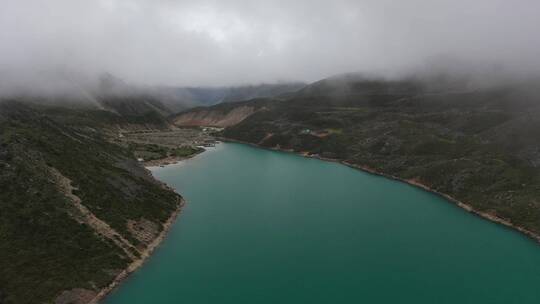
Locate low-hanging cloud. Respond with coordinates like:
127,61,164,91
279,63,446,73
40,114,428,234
1,0,540,89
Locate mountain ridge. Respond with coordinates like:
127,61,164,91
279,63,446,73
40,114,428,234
174,74,540,238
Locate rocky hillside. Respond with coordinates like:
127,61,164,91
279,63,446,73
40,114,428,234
189,74,540,238
172,99,271,128
0,101,181,304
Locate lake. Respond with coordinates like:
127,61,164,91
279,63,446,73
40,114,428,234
105,142,540,303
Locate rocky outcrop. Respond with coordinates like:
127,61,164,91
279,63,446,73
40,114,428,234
55,289,97,304
49,167,139,260
173,105,258,127
127,218,160,248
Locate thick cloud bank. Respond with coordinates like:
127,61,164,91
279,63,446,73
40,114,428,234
1,0,540,88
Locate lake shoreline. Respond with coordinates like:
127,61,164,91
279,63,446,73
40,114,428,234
219,137,540,245
91,193,185,304
94,146,215,303
142,149,205,167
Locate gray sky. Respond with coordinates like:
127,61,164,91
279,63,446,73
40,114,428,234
1,0,540,87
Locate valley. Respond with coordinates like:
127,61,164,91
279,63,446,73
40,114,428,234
4,2,540,303
1,73,540,304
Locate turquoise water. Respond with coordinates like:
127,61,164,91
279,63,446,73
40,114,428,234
105,143,540,304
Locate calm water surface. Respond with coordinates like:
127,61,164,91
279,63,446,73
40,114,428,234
105,143,540,304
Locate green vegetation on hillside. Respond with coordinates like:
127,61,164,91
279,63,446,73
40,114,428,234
128,142,203,161
0,101,181,304
221,78,540,236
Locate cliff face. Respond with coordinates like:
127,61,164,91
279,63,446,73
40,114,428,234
0,101,181,304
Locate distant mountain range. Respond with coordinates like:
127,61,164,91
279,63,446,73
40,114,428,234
0,68,306,119
1,72,305,115
153,82,306,113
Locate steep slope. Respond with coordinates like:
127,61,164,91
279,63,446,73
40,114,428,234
95,74,173,118
95,95,173,129
0,101,181,304
172,99,271,128
97,95,171,116
207,75,540,239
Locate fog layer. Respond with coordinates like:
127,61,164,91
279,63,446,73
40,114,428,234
1,0,540,88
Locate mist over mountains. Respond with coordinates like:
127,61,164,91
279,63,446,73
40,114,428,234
2,0,540,108
2,0,540,88
0,70,306,113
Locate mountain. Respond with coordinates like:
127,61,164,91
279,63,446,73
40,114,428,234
0,100,181,304
174,74,540,239
154,82,305,113
0,70,305,114
0,73,176,130
172,98,271,128
3,72,540,303
220,82,307,102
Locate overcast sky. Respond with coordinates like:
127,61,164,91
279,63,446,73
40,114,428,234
1,0,540,87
